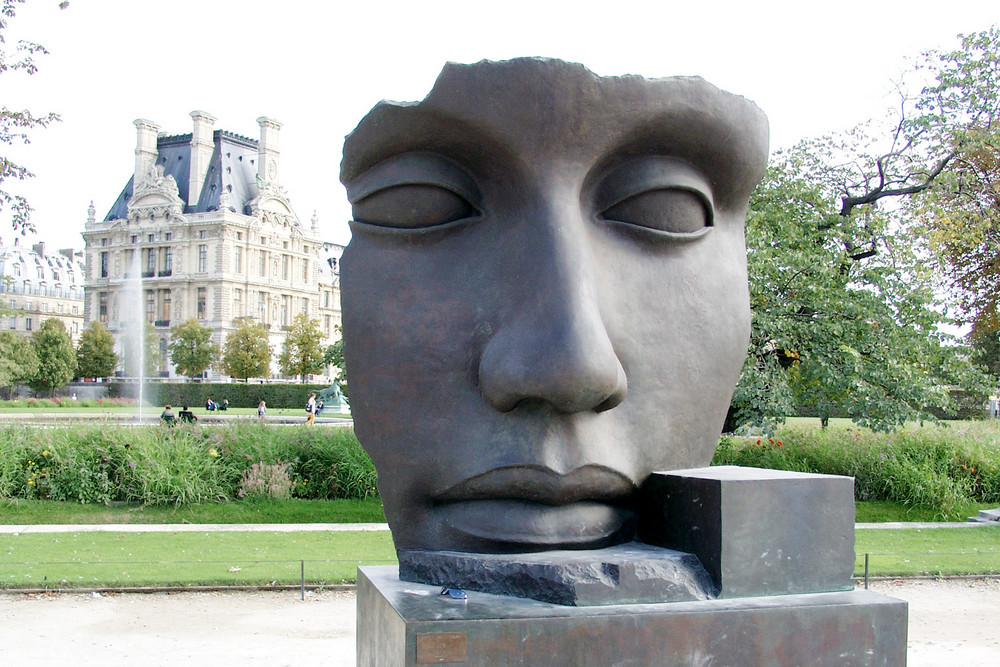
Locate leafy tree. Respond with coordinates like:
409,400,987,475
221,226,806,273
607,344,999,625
1,0,65,238
29,317,74,394
278,313,324,383
168,318,219,379
119,321,159,377
968,324,1000,382
0,329,36,397
731,158,991,432
899,26,1000,327
322,324,348,396
727,28,1000,430
221,317,272,381
75,321,116,378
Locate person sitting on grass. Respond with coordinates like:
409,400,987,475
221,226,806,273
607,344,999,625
178,405,198,423
160,404,176,425
219,398,229,411
206,397,216,411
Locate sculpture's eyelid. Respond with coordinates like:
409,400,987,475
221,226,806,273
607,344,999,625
347,153,481,206
597,158,715,224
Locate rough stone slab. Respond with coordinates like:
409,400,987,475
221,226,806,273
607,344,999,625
357,565,908,667
398,542,715,606
968,507,1000,523
639,466,855,598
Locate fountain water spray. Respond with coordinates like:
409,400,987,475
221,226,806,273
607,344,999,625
122,250,145,423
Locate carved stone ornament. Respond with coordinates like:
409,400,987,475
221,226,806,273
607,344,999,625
249,180,296,228
127,164,187,223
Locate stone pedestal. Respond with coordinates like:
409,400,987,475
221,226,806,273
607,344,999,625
639,466,856,597
357,566,907,666
358,467,907,665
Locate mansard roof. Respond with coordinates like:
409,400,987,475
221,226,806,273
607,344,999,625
0,243,86,293
104,130,265,221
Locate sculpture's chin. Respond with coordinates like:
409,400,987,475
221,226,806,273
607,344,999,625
434,500,634,553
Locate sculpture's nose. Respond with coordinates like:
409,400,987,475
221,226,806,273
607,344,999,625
478,197,627,414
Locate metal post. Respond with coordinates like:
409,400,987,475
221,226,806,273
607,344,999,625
301,559,305,601
864,553,869,590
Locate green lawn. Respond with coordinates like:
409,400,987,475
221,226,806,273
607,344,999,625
0,498,386,524
854,500,992,523
1,526,996,589
0,530,397,588
4,497,989,526
855,526,1000,576
0,406,350,418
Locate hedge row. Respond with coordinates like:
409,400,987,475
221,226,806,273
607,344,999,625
713,421,1000,517
103,382,332,410
0,424,376,504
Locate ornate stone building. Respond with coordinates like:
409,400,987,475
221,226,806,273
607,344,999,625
82,112,342,380
0,241,86,342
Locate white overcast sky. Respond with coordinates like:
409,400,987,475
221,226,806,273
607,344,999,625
4,0,999,249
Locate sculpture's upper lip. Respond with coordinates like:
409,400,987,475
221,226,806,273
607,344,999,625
433,464,637,505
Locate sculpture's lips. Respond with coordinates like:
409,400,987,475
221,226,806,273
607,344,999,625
433,464,637,505
435,499,632,551
431,465,637,551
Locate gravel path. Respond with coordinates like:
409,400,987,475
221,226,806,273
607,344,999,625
2,578,998,665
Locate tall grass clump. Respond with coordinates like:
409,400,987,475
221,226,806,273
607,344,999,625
0,423,376,505
714,421,1000,517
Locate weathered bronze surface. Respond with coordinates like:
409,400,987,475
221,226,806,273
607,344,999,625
340,58,769,553
640,466,857,597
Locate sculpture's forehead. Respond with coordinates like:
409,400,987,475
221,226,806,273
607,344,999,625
341,58,768,208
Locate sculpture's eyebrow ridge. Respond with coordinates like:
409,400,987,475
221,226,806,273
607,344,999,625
345,152,481,206
341,104,517,186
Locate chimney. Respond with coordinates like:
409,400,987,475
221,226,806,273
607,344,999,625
256,116,282,184
32,242,45,257
189,110,216,206
133,119,160,186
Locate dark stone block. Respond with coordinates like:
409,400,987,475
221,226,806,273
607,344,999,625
639,466,856,598
398,543,715,606
358,566,908,667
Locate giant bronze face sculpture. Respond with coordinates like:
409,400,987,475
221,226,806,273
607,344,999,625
340,58,768,554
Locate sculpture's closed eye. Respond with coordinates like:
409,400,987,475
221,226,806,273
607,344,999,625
601,188,709,236
594,156,715,242
353,184,478,229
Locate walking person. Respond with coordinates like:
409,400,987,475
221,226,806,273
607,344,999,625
305,392,317,426
257,400,267,423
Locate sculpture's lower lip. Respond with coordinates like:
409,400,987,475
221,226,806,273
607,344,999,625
434,499,633,552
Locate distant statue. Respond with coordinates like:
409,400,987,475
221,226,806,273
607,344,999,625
340,58,768,553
